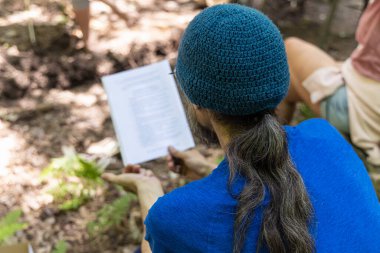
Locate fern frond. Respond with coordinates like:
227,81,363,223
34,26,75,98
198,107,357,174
0,210,27,245
52,240,68,253
87,194,136,237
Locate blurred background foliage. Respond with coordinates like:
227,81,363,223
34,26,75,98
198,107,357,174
0,0,373,252
0,210,27,245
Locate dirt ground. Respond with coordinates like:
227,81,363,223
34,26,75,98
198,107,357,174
0,0,374,252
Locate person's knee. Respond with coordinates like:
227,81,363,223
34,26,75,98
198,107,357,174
284,37,305,51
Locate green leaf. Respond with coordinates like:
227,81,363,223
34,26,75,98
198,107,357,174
41,147,105,211
74,156,102,180
87,194,136,237
58,195,88,211
52,240,68,253
0,210,27,245
215,155,224,165
299,104,316,120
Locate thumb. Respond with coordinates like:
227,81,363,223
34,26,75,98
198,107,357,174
168,146,187,159
102,173,128,185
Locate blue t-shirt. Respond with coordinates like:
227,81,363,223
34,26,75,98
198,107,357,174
145,119,380,252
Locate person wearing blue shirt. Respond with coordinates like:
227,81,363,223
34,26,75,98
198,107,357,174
103,4,380,253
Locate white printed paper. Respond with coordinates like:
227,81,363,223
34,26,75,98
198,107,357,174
102,60,195,164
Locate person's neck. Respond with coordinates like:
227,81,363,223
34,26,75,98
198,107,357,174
211,120,232,152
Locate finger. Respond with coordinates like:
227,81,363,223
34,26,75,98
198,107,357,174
140,169,149,176
169,166,177,173
104,173,138,186
133,164,141,169
168,146,187,159
102,173,124,184
142,169,153,177
167,155,176,169
175,165,181,174
124,165,134,173
132,165,141,173
124,164,141,173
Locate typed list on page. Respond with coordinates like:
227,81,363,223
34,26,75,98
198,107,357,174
102,60,195,164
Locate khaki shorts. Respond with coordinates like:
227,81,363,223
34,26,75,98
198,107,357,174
320,85,349,135
303,67,349,135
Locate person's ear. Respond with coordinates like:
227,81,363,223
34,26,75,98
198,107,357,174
192,104,212,128
194,105,202,111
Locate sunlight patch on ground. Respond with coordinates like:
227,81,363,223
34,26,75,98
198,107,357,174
91,0,198,53
0,4,64,25
0,123,21,175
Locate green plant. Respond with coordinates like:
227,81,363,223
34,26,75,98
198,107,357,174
0,210,27,245
215,155,224,165
87,193,136,237
41,147,107,211
52,240,68,253
299,103,316,120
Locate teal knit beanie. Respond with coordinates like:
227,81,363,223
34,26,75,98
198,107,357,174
176,4,289,116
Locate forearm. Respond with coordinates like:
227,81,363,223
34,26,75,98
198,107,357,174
137,186,164,221
137,185,164,253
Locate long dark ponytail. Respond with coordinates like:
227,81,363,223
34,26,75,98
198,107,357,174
214,111,314,253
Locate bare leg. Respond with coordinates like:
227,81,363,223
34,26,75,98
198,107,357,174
277,37,338,124
74,7,90,45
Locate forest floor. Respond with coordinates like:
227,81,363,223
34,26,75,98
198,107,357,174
0,0,374,252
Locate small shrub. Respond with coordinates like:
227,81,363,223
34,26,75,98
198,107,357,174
299,103,316,120
87,193,136,237
215,155,224,165
0,210,27,245
41,147,107,211
52,240,68,253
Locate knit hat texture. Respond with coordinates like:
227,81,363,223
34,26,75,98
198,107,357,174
176,4,289,115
